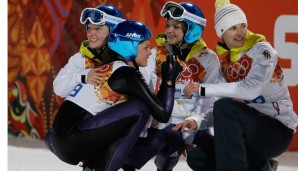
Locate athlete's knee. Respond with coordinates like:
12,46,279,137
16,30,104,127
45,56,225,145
213,98,236,119
214,98,234,109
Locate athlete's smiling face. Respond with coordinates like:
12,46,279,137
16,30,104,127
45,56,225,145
222,23,247,49
86,24,110,49
165,18,186,45
135,40,152,67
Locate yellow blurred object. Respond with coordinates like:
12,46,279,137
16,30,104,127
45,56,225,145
215,0,231,8
155,33,167,46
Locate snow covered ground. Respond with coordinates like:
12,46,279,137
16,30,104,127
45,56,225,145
8,135,298,171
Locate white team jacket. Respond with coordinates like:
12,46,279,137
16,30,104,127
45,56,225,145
53,52,129,115
201,42,298,131
144,43,220,143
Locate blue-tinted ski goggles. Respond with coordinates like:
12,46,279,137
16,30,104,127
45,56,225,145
80,8,124,25
160,1,206,27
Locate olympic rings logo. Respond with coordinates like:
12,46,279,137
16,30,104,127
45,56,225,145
226,59,250,79
181,64,199,78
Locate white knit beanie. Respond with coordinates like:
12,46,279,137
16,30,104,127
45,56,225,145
214,0,247,38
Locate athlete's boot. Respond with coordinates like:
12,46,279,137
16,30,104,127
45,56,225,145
261,158,278,171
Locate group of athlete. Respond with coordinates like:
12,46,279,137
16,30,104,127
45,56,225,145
45,0,298,171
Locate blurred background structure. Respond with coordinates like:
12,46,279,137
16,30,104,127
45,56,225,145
7,0,298,152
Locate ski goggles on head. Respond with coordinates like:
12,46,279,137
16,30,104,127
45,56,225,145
80,8,125,25
160,1,206,27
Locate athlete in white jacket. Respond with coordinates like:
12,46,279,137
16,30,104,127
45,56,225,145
45,7,182,171
178,1,298,170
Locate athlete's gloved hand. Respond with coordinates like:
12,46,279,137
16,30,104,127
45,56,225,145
161,55,183,87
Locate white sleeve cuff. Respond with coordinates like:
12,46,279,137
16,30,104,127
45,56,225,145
198,83,202,96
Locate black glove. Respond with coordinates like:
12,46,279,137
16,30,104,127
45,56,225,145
161,55,183,87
